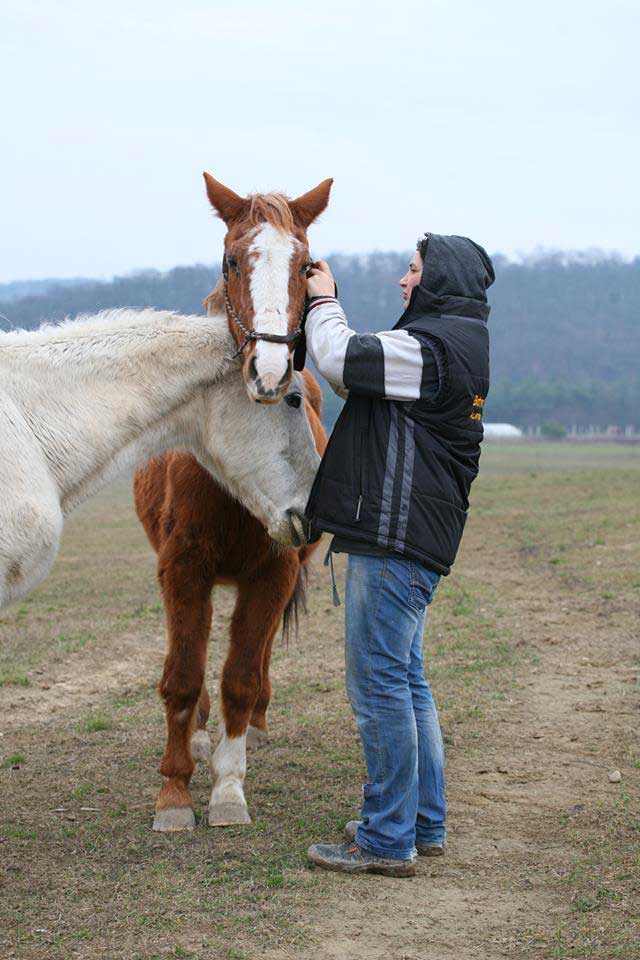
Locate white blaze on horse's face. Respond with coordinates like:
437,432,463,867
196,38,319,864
202,174,334,402
246,223,296,403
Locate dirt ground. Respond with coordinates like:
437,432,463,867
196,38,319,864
0,443,638,960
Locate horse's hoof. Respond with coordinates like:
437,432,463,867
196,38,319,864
191,729,212,763
246,725,268,749
153,806,196,832
208,802,252,827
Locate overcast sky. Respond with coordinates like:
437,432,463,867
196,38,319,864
1,0,638,282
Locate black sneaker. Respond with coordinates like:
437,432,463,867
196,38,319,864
307,841,416,878
344,820,445,858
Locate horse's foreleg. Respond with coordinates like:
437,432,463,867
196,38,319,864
0,500,62,609
208,588,267,827
153,544,214,832
247,632,276,747
208,558,298,827
190,683,213,766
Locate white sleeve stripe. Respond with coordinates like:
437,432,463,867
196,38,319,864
304,301,354,389
379,330,424,401
306,303,435,402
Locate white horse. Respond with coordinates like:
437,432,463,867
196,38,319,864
0,307,320,608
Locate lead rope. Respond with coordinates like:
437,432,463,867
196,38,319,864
323,544,341,607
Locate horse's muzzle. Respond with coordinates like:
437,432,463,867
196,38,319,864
265,510,317,548
246,354,293,404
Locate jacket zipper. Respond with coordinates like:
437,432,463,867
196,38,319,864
354,431,365,521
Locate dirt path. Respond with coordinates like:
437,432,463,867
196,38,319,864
262,565,638,960
0,586,239,728
0,630,162,727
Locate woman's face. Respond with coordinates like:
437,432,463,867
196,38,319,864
399,250,423,309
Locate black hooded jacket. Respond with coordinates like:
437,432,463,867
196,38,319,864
304,233,494,575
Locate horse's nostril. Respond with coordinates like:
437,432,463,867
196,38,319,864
277,358,294,388
248,355,259,381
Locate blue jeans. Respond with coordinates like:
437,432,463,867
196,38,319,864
344,553,446,861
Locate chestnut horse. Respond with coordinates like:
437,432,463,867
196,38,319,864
135,373,325,831
134,180,331,830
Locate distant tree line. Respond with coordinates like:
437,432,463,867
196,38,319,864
1,252,638,429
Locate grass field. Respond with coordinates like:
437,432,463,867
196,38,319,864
0,443,638,960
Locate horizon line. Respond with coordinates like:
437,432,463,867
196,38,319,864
1,245,638,289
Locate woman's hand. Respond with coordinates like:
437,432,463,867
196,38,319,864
306,259,336,298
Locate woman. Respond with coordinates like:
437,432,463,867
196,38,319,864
304,233,495,877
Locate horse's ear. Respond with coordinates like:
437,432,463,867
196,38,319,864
290,178,334,229
203,172,248,224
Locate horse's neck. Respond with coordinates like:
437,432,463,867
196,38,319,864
59,388,210,515
0,309,232,512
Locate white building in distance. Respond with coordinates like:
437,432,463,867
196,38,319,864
483,423,523,439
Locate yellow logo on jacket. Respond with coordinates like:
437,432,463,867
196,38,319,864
469,395,485,421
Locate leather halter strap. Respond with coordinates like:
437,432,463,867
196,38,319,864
222,254,306,360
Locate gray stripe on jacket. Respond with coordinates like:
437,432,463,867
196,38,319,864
377,404,399,546
393,414,416,551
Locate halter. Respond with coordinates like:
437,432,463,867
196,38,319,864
222,254,306,361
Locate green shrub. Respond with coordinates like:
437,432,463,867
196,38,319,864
540,420,567,440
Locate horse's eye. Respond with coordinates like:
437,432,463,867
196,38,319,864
227,255,239,273
285,392,302,409
301,261,313,275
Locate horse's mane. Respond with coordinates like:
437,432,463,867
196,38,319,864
242,192,294,233
203,281,224,316
0,308,204,348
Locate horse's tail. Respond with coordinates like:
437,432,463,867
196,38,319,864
282,560,309,645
